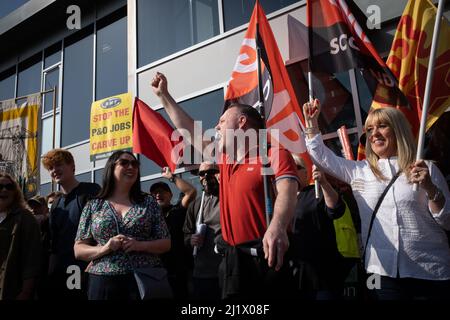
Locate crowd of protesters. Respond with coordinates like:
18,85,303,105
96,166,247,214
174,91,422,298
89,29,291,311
0,73,449,301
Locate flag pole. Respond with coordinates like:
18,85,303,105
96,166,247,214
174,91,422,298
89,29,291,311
414,0,445,191
307,71,320,199
307,0,320,199
255,23,273,227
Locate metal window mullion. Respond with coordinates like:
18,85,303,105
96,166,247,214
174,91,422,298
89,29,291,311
93,20,97,102
218,0,224,34
14,58,19,99
349,68,364,138
58,38,64,149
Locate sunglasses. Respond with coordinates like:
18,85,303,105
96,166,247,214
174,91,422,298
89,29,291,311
116,159,140,168
198,169,219,177
296,165,305,171
0,183,15,191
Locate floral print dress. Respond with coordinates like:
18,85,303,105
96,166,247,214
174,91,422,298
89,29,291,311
75,194,169,275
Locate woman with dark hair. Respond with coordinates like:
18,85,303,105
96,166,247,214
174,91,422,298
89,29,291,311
74,151,171,300
303,100,450,300
0,173,42,300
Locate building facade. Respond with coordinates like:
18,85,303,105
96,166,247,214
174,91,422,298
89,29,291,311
0,0,449,198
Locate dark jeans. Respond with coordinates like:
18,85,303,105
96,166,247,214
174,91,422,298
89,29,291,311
88,273,140,300
372,275,450,300
193,277,220,300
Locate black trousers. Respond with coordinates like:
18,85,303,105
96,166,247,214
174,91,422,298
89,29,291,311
192,277,220,300
87,273,140,300
219,251,296,300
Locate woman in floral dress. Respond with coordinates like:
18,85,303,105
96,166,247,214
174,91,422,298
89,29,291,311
74,150,170,300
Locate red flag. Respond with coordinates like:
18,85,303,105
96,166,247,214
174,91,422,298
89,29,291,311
224,0,313,177
132,98,181,172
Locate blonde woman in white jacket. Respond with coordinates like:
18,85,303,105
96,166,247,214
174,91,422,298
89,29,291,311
303,99,450,300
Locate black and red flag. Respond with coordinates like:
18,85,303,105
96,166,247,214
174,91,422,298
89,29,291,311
307,0,411,159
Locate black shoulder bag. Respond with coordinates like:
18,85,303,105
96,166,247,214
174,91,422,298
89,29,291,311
362,171,401,264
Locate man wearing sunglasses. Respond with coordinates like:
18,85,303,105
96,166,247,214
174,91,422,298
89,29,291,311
41,149,101,300
152,73,299,299
150,166,196,299
183,162,221,300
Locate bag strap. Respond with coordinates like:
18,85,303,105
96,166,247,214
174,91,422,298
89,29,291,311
362,171,401,264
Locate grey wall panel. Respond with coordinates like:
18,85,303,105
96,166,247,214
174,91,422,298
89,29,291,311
137,6,305,107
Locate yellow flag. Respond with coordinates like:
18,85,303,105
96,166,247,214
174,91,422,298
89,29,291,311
386,0,450,135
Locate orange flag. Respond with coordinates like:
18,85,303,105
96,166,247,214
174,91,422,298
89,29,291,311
224,0,312,176
385,0,450,135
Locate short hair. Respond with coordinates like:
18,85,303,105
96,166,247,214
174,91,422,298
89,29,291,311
42,149,75,170
227,103,265,130
364,107,416,180
150,182,172,194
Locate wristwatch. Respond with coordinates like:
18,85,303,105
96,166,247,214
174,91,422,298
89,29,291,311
427,187,443,202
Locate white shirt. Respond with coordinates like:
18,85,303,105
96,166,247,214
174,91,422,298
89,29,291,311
306,134,450,280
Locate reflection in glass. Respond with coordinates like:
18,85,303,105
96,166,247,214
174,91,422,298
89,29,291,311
75,172,92,183
223,0,298,31
62,32,93,146
0,68,15,101
41,114,61,154
96,16,127,100
17,57,41,97
44,42,62,68
39,183,52,197
137,0,219,67
287,60,356,134
43,68,59,113
94,168,105,185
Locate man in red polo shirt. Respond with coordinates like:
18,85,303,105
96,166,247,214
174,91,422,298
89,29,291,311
151,72,299,299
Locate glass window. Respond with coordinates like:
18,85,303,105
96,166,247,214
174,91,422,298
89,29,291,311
287,60,356,134
39,182,52,197
44,42,62,68
223,0,298,31
0,67,15,101
17,54,41,97
96,16,127,100
137,0,219,67
0,0,29,19
75,172,92,183
43,67,60,113
94,168,104,185
62,29,93,146
41,114,61,154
